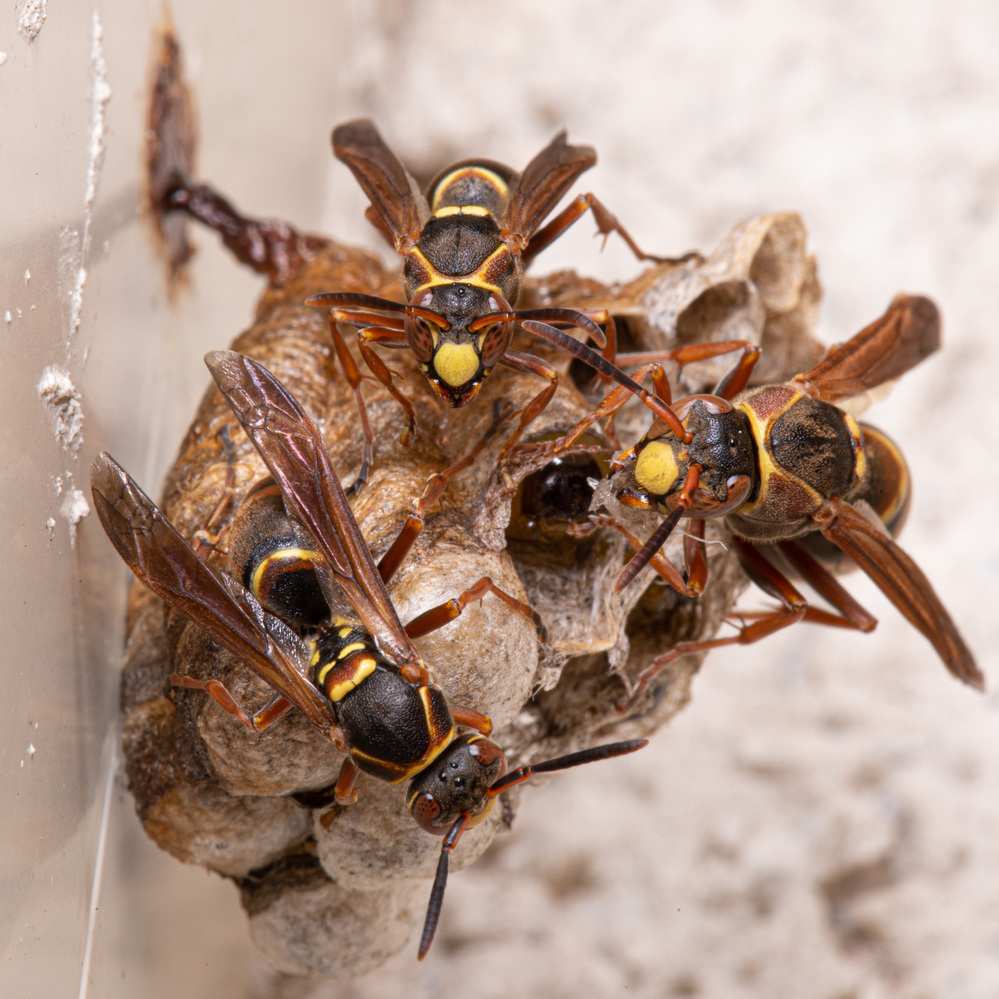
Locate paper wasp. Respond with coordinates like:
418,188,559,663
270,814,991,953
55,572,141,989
91,351,645,958
309,119,683,487
519,295,983,706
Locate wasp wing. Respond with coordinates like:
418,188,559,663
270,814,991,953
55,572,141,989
205,350,419,668
792,295,941,404
501,131,596,242
821,501,982,690
90,452,335,731
332,119,430,253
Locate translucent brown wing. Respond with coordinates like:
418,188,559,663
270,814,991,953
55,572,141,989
792,295,941,403
332,118,430,253
205,350,419,668
90,452,335,731
822,501,983,690
500,130,596,241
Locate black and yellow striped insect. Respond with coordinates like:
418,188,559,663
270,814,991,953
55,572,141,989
91,349,645,958
524,296,982,708
309,119,680,486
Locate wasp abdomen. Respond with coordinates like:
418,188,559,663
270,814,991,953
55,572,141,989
428,162,513,216
227,479,329,626
798,423,911,570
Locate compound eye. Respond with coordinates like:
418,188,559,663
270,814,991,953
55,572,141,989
409,792,444,833
407,315,436,363
479,322,510,368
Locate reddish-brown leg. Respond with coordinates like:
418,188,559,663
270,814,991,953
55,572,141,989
327,313,376,494
169,675,295,731
327,309,415,478
589,513,702,597
513,362,672,463
191,437,238,555
449,707,493,736
612,339,762,401
521,192,678,265
333,757,361,806
356,326,418,447
494,349,560,462
377,401,514,583
617,537,879,713
403,576,545,643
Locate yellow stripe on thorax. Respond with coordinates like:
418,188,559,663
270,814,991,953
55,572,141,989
407,245,508,295
736,396,819,514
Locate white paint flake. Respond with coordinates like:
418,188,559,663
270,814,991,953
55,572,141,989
17,0,47,42
24,269,31,283
4,311,10,324
37,365,85,454
68,13,111,340
0,52,7,67
28,743,36,758
61,488,91,548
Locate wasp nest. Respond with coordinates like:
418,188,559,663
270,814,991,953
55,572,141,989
117,205,823,976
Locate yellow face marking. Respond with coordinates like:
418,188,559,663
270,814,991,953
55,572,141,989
323,656,377,703
635,440,681,497
466,797,497,829
434,342,480,388
431,166,509,211
337,641,367,660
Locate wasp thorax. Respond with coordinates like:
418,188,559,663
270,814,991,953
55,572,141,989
406,734,507,833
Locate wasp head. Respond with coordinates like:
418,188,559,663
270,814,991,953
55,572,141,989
406,285,513,408
406,733,507,834
632,396,756,519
